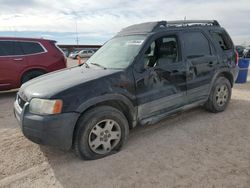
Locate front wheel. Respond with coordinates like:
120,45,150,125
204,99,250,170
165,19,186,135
205,77,232,113
21,70,45,84
73,106,129,160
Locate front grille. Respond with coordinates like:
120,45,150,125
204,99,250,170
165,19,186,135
17,95,26,109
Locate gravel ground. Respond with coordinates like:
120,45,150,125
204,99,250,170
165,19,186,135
0,62,249,188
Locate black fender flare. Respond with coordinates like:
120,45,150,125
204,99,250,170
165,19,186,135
76,93,137,128
208,68,234,95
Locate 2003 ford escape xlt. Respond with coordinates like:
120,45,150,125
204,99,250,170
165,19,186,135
14,20,239,160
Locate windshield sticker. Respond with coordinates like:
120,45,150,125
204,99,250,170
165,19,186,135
126,40,144,45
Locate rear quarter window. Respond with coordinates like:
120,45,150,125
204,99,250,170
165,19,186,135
210,31,233,51
20,41,45,55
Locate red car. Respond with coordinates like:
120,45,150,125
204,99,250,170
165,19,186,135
0,37,67,91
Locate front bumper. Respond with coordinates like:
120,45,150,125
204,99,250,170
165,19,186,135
14,99,79,150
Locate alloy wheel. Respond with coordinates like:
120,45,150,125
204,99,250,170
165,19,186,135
215,84,229,107
88,119,121,155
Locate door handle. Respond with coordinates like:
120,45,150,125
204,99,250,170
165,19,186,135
208,61,215,67
13,58,23,61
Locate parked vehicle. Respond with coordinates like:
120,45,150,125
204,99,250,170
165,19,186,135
62,49,69,57
235,45,245,57
14,20,238,160
78,49,95,58
69,51,79,59
0,37,67,91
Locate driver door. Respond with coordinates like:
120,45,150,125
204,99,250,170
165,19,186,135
134,34,187,120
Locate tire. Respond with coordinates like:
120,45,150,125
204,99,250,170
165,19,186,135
73,106,129,160
21,70,45,84
205,77,232,113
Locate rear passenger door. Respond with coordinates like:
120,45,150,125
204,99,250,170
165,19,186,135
19,41,46,67
181,31,218,103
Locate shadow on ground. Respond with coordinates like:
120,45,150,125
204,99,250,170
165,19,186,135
0,90,18,129
40,98,250,187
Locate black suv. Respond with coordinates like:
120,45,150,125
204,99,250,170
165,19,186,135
14,20,238,160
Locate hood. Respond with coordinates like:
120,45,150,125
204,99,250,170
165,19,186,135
19,66,119,101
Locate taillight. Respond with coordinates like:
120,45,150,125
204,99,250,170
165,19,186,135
235,50,239,65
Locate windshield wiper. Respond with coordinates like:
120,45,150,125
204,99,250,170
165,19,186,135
90,63,107,69
79,61,90,68
84,61,90,68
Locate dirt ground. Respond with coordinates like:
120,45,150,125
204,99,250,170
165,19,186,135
0,61,249,188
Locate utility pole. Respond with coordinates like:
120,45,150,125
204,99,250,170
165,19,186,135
75,19,79,47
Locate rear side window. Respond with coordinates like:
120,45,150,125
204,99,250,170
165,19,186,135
183,32,211,58
20,41,45,55
210,31,233,51
0,41,23,56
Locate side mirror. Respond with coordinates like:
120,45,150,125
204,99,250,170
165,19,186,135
145,46,151,55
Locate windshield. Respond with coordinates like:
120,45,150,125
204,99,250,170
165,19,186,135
86,35,146,69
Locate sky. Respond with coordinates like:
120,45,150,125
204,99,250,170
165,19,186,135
0,0,250,45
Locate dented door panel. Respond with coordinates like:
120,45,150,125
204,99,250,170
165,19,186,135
135,62,187,120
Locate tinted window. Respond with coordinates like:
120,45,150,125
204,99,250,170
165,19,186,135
13,42,24,55
20,42,45,54
0,41,23,56
210,31,233,50
0,41,13,56
183,32,210,58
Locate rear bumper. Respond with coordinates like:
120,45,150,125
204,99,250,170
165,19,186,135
14,100,79,150
232,65,239,82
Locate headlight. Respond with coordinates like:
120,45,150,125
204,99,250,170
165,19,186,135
29,98,63,115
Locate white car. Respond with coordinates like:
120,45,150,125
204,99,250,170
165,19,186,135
78,50,95,58
69,51,79,59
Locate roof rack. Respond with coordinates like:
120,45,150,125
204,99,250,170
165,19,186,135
116,20,220,36
166,20,220,27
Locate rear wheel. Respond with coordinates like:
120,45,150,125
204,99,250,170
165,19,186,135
73,106,129,160
21,70,45,84
205,77,231,112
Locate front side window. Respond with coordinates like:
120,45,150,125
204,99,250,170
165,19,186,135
20,41,45,55
0,41,13,56
0,41,23,56
144,36,179,68
183,32,210,58
87,35,146,69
